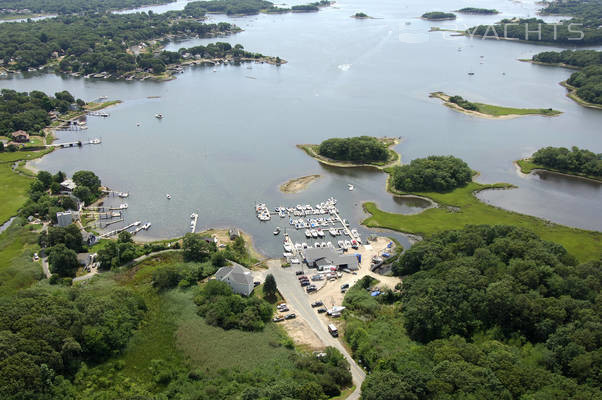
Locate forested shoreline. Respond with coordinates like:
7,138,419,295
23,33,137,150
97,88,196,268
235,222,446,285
531,50,602,106
467,0,602,45
345,225,601,399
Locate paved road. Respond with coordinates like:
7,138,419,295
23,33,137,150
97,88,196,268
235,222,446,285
267,260,365,400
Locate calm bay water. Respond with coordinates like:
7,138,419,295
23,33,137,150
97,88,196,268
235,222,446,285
2,0,601,256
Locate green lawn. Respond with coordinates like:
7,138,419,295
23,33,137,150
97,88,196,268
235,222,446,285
0,219,43,296
0,163,32,225
363,182,601,262
474,103,561,117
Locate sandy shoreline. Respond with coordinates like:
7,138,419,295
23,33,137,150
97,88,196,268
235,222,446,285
280,174,321,193
430,92,520,120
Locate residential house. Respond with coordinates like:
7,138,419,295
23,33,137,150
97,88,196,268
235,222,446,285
56,211,74,227
11,130,29,143
215,262,254,296
60,179,76,192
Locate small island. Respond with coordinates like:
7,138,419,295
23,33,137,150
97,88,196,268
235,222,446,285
456,7,499,15
422,11,456,21
279,174,321,193
430,92,561,119
516,146,602,182
352,12,373,19
298,136,400,169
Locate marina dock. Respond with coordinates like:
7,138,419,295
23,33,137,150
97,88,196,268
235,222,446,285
190,213,199,233
255,198,363,262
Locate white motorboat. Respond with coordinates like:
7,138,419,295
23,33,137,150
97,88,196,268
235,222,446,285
317,229,325,238
344,240,351,249
329,228,338,236
155,113,164,119
89,138,101,144
338,240,344,248
305,229,312,238
142,222,151,230
348,184,354,191
118,192,129,198
119,203,128,209
166,194,171,199
351,229,359,237
273,227,281,235
311,230,318,238
283,243,293,252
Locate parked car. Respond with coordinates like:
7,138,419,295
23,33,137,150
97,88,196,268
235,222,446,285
273,316,284,322
295,270,303,276
306,287,317,293
298,275,308,280
311,301,323,308
33,253,39,261
341,283,350,290
277,303,288,311
291,258,300,264
285,313,296,320
311,275,323,281
253,281,261,287
317,307,327,313
300,280,310,287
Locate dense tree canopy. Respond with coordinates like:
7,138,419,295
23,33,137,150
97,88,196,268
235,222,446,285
457,7,499,14
0,286,146,398
448,94,478,111
194,280,272,331
318,136,390,163
0,89,80,136
531,146,602,178
390,155,472,192
0,11,237,73
345,225,601,400
422,11,456,20
0,0,171,15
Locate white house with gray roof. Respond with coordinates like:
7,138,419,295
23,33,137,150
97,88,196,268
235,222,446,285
215,263,254,296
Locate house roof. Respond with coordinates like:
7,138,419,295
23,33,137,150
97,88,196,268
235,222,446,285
303,247,339,263
12,130,28,138
215,263,254,287
60,179,76,190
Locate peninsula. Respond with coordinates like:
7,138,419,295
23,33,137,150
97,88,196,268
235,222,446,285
430,92,561,119
516,146,602,183
362,155,601,262
298,136,400,169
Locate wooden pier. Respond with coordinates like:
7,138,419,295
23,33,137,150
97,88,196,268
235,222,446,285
100,221,141,238
190,213,199,233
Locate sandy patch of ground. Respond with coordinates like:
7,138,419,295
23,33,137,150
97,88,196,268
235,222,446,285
308,237,401,309
279,314,325,350
280,174,321,193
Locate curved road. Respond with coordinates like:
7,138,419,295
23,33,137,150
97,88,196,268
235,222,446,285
267,260,365,399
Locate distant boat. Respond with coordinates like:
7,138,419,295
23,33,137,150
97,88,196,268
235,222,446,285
273,227,281,235
118,192,128,198
166,194,171,199
212,68,217,72
155,113,164,119
348,184,354,191
89,138,101,144
136,122,141,126
468,72,475,75
119,203,128,209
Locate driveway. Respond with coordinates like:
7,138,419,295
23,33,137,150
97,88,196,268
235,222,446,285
267,259,366,400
